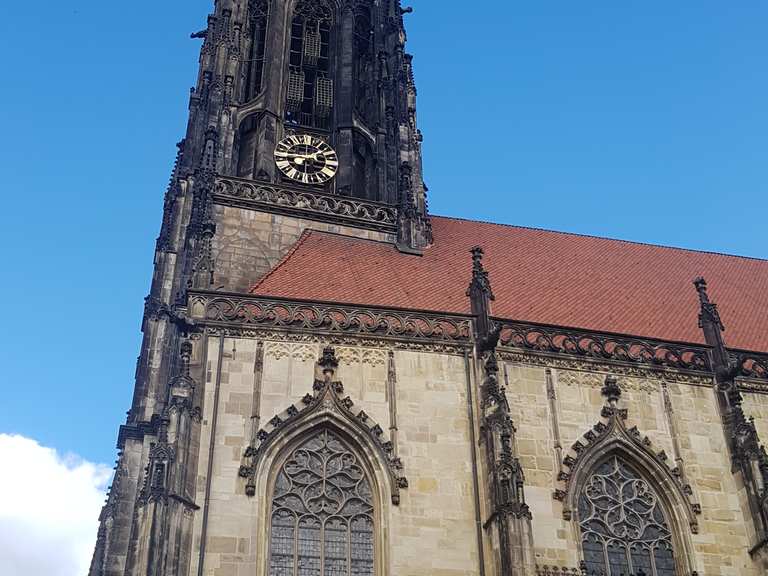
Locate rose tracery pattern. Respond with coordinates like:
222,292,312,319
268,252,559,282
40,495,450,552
578,457,676,576
269,430,375,576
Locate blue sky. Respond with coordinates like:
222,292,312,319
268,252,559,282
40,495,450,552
1,0,766,467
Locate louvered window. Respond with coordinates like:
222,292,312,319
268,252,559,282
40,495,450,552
315,77,334,117
285,0,334,130
287,70,306,112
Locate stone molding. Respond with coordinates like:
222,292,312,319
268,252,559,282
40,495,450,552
213,176,398,234
187,291,474,345
239,347,407,504
203,326,470,355
554,378,701,535
263,341,317,362
498,350,713,386
497,320,711,374
181,291,768,388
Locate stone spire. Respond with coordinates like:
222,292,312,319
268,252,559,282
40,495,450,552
693,278,768,556
467,246,500,352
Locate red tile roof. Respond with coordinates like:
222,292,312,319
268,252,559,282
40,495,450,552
251,216,768,353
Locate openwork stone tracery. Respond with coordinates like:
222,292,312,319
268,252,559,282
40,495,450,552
91,0,768,571
239,346,408,505
553,376,701,534
579,456,676,576
268,429,375,576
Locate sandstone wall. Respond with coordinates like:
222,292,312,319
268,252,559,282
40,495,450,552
187,336,765,576
212,205,395,292
505,361,762,576
190,338,479,576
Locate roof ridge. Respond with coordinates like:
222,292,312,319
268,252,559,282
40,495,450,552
250,229,314,293
432,214,768,263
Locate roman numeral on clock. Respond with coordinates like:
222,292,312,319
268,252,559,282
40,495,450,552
274,134,338,185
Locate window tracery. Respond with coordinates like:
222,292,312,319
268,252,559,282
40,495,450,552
268,428,375,576
353,6,375,126
578,456,676,576
245,0,270,100
286,0,334,130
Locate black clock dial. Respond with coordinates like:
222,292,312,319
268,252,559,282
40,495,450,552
274,134,339,185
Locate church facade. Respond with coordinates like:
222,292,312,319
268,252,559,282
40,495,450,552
90,2,768,575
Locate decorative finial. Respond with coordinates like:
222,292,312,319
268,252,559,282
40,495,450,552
601,375,621,406
693,276,724,331
318,347,339,381
693,277,710,304
471,245,484,269
467,246,494,300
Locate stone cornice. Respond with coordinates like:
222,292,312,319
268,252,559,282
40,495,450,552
186,291,473,346
213,176,398,234
495,319,717,384
498,350,714,386
496,319,712,372
181,291,768,387
732,349,768,382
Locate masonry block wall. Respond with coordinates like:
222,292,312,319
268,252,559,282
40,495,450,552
180,334,767,576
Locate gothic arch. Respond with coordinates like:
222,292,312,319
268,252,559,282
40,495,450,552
234,110,268,179
284,0,337,130
264,426,379,576
239,347,407,505
243,0,272,102
240,347,401,576
553,377,701,575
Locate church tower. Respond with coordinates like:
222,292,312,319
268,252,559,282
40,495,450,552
92,1,768,575
171,0,431,295
91,2,431,575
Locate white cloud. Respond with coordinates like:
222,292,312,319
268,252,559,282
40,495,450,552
0,434,112,576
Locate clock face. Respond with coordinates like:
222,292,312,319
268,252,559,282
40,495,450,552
274,134,339,185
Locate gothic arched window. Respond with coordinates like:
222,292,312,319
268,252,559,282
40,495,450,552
286,0,334,130
244,0,270,101
578,456,677,576
353,6,375,126
268,429,376,576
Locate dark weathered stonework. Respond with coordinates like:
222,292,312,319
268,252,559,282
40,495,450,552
188,290,473,344
92,1,768,574
91,3,432,573
694,278,768,564
469,249,536,575
213,176,399,233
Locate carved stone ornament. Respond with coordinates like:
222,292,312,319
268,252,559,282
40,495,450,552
734,350,768,384
498,321,711,375
213,176,397,233
335,346,388,366
554,376,701,535
239,347,408,504
534,566,583,576
498,350,714,386
138,441,176,505
188,291,473,345
264,341,317,362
